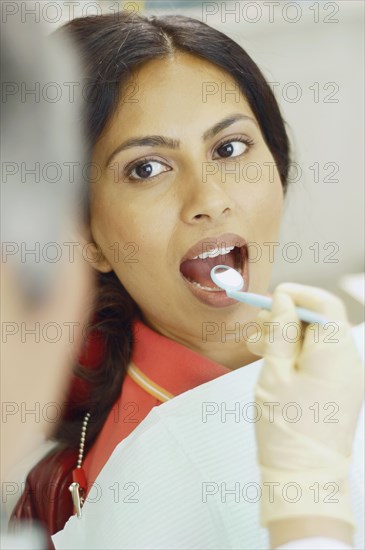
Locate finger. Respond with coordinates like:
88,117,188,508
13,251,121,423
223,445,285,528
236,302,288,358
276,282,348,324
256,291,301,392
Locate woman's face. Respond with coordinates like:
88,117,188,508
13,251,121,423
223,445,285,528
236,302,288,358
90,52,284,366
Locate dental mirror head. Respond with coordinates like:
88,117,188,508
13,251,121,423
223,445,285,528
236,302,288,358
210,265,244,292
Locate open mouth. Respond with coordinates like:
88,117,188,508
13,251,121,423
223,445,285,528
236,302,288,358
180,245,247,292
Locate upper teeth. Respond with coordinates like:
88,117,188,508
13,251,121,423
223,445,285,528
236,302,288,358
192,246,235,260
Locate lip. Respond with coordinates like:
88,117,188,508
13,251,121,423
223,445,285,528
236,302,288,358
179,233,249,308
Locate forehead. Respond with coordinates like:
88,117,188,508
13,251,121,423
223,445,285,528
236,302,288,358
97,53,255,147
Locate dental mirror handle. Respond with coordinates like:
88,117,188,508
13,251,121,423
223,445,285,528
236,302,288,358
226,290,329,326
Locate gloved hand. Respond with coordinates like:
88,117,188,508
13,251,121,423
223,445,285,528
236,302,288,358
246,283,364,546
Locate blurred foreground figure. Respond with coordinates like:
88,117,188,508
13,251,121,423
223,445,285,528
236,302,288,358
1,13,93,548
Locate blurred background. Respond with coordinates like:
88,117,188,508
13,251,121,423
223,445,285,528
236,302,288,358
5,0,363,321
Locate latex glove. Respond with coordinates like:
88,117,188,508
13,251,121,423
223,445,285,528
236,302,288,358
246,283,364,544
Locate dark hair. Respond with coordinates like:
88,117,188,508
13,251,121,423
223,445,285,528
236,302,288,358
55,11,291,449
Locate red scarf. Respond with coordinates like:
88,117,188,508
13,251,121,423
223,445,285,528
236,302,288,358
82,318,229,487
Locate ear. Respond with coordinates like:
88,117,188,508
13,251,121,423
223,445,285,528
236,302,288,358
75,225,113,274
87,241,113,273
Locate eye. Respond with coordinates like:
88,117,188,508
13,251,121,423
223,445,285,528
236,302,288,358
213,137,255,160
126,158,171,181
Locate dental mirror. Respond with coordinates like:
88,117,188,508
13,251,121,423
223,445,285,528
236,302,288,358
210,265,244,291
210,265,330,326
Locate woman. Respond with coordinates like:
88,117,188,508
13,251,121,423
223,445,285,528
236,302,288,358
13,11,364,549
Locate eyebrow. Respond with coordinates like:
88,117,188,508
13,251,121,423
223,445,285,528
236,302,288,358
105,113,257,168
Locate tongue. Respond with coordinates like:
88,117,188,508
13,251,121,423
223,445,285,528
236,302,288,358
180,250,236,288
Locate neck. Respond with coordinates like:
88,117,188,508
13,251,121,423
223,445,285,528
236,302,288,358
145,319,260,370
189,338,260,370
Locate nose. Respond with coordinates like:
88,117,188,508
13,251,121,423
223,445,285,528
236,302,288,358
179,163,236,224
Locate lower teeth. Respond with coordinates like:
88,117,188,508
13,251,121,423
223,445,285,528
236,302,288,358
185,277,223,292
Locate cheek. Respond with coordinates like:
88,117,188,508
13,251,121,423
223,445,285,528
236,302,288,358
234,163,283,236
254,149,284,223
258,179,283,225
91,191,169,278
90,185,137,247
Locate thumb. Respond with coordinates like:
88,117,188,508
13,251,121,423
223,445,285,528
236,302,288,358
246,309,271,357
